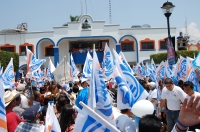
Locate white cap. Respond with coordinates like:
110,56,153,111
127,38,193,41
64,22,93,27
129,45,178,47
148,82,156,88
81,78,88,83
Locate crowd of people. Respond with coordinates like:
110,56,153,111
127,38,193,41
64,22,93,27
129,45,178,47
69,47,104,53
3,70,200,132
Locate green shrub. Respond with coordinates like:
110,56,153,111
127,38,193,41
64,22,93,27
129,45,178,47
0,50,19,72
150,50,199,64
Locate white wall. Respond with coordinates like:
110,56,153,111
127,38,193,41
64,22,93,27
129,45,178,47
0,15,177,68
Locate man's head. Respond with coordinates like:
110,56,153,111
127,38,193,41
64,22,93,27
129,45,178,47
164,78,174,91
4,90,21,109
148,82,156,90
81,81,88,88
139,115,162,132
33,90,41,102
183,81,194,96
15,95,21,106
120,109,134,118
22,104,41,123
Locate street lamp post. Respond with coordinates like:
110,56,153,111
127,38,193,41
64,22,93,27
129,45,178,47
161,1,175,38
161,1,176,65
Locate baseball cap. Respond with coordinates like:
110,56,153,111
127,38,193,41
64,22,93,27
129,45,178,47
148,82,156,88
22,104,40,122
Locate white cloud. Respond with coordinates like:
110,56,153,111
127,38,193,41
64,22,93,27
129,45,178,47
176,22,200,44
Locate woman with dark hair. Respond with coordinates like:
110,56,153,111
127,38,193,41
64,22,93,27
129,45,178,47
56,93,70,114
59,105,77,132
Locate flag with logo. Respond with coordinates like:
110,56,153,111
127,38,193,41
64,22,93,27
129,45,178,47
119,51,134,75
151,59,157,71
2,58,15,89
45,103,61,132
165,60,173,78
0,67,7,132
29,57,46,73
192,51,200,69
74,102,120,132
26,47,35,78
102,43,114,79
177,56,187,81
112,66,133,110
83,52,93,78
187,57,199,91
88,49,115,125
70,54,80,77
156,61,165,80
47,58,55,81
113,49,148,105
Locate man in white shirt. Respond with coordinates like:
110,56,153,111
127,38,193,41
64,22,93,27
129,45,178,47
147,82,158,116
183,81,200,131
158,78,187,132
16,83,34,109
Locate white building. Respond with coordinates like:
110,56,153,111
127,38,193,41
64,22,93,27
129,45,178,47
0,15,176,72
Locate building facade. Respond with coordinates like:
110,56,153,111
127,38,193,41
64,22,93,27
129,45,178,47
0,15,176,72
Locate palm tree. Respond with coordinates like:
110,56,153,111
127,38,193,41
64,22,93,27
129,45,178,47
70,15,80,22
63,15,80,26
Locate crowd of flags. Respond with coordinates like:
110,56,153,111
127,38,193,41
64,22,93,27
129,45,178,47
1,44,200,131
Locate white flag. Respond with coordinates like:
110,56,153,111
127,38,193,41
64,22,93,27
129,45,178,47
45,103,61,132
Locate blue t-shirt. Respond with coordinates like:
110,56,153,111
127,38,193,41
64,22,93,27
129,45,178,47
75,88,89,109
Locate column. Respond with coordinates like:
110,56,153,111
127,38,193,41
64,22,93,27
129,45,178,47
116,43,120,53
54,46,59,66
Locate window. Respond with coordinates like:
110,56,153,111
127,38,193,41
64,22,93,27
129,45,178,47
0,44,16,52
120,39,134,51
46,48,54,56
19,43,34,55
141,42,154,49
20,46,32,55
160,41,167,49
1,47,14,52
140,38,155,50
122,43,133,51
45,45,54,56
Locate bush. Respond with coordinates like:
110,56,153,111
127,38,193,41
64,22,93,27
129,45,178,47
0,50,19,72
150,50,199,64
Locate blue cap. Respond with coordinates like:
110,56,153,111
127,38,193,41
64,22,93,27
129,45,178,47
62,84,70,91
22,104,40,121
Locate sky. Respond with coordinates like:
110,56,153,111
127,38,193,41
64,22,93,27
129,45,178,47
0,0,200,42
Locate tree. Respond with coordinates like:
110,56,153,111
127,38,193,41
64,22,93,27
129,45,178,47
70,15,80,22
63,15,80,26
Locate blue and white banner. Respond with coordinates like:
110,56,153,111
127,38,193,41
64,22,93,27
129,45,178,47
74,102,120,132
119,51,134,75
113,66,133,109
177,56,187,81
165,60,173,78
102,44,114,79
29,58,46,72
151,59,157,71
83,52,93,78
70,54,80,77
0,67,7,132
113,49,148,106
88,49,115,125
2,58,15,89
192,51,200,69
156,61,165,80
